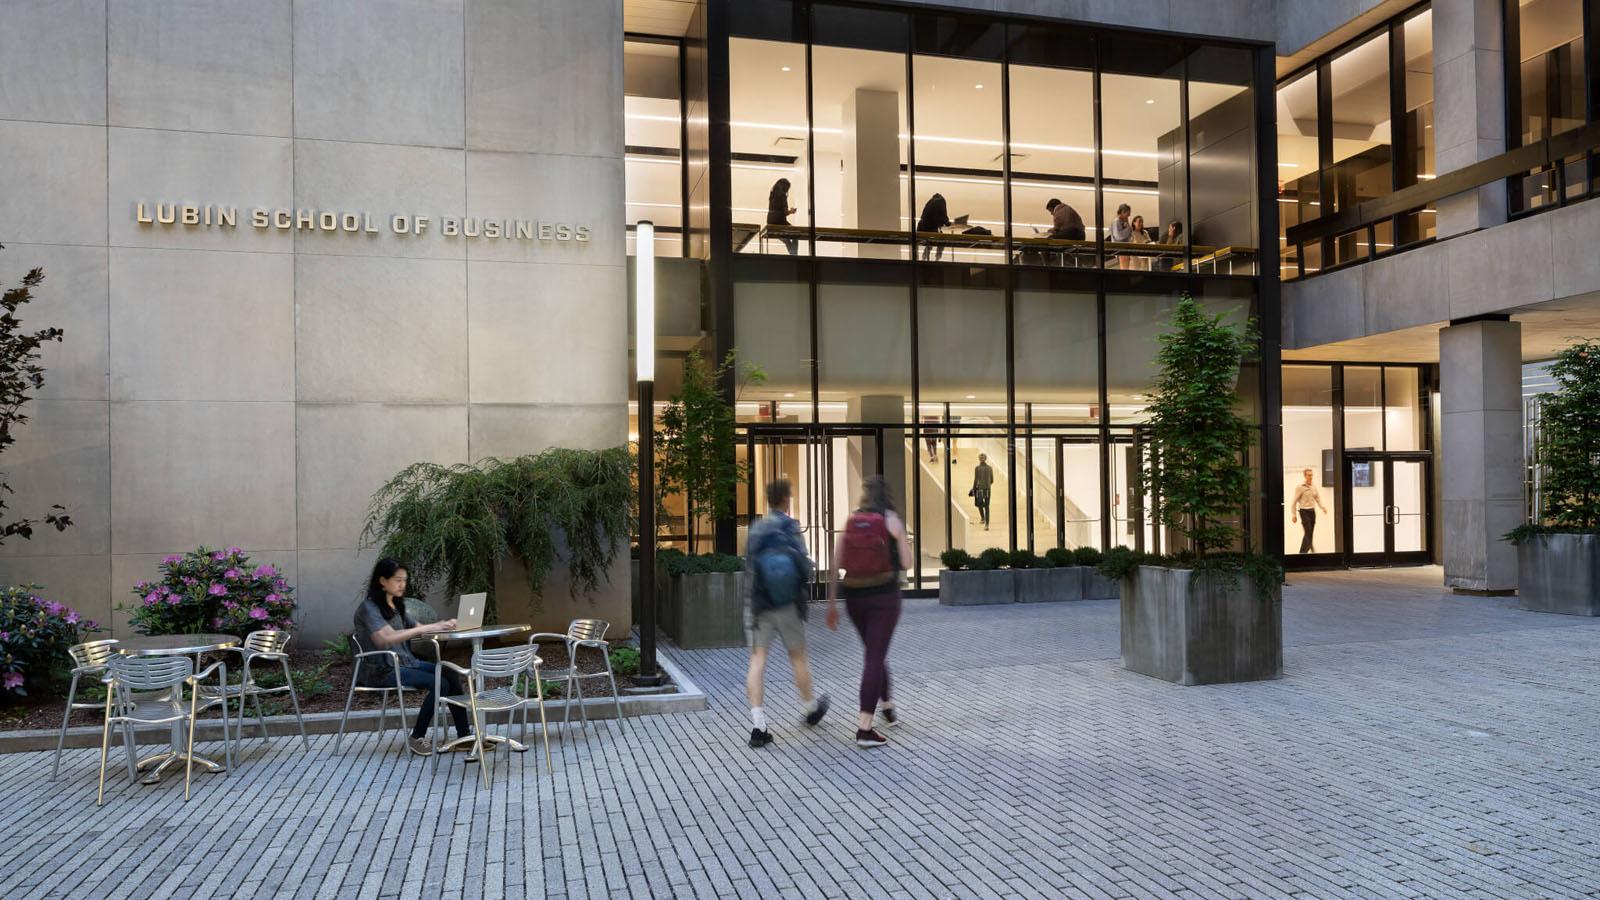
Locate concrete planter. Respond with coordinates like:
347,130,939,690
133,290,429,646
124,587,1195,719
661,571,746,649
1517,533,1600,616
1120,565,1282,685
1014,567,1085,603
938,568,1015,605
1083,569,1121,600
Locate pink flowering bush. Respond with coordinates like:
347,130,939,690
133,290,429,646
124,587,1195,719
122,547,296,638
1,585,99,699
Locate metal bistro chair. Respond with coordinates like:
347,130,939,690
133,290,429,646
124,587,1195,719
200,629,309,752
529,619,624,732
96,653,227,804
335,632,410,754
434,644,553,785
51,638,120,780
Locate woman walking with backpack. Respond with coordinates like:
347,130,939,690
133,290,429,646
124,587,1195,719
826,475,913,748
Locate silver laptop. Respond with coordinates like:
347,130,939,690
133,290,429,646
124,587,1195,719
454,592,487,630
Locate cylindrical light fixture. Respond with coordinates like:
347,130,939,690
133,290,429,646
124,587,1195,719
635,220,655,383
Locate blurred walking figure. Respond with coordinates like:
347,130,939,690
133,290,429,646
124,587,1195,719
970,453,994,529
744,479,829,748
826,476,910,748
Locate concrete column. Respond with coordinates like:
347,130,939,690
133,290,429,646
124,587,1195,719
1439,319,1523,592
1432,0,1507,237
844,89,902,259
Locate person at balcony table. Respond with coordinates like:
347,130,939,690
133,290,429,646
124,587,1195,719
1161,220,1184,244
1109,203,1134,242
1128,214,1154,270
766,178,798,256
353,557,473,757
1044,198,1085,240
916,192,951,261
1292,468,1329,554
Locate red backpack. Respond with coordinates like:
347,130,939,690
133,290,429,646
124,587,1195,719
839,511,897,588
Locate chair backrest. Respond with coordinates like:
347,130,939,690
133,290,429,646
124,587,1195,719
567,619,610,642
473,644,537,679
243,629,290,655
107,654,193,692
68,639,120,669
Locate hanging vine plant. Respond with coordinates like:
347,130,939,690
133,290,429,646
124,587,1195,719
361,447,633,622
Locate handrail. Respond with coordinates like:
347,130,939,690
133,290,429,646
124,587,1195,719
1285,120,1600,247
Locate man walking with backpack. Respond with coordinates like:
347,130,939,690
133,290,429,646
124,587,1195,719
744,478,828,749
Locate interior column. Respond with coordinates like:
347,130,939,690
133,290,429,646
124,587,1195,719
1439,317,1522,593
843,89,902,259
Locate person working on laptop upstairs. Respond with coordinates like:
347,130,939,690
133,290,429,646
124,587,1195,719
353,558,474,757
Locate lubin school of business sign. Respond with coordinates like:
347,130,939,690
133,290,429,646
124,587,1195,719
133,201,592,241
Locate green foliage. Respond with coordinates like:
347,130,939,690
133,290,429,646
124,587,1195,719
322,634,352,658
1141,295,1258,556
1097,546,1152,581
940,549,973,571
1096,547,1283,602
1009,549,1040,569
658,350,766,548
1043,547,1076,568
1531,340,1600,532
1072,546,1104,567
976,547,1011,571
0,245,72,546
362,448,633,622
661,551,744,575
121,547,295,638
609,645,641,678
0,585,99,698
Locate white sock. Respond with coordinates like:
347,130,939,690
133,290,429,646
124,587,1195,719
751,707,767,731
803,698,818,714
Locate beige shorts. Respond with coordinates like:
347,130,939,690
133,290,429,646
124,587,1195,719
749,602,807,651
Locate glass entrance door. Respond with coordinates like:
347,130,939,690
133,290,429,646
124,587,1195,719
1345,455,1431,565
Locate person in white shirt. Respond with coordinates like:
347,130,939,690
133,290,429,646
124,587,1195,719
1292,468,1328,553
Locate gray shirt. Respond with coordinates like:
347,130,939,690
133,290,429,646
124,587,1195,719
973,463,994,491
354,598,420,683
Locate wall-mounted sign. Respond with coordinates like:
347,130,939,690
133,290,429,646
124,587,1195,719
133,202,591,242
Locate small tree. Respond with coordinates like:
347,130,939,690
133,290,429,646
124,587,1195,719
1141,295,1257,557
1535,340,1600,530
0,244,71,545
658,350,764,552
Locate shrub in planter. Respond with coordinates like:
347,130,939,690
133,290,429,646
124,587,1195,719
1072,546,1103,567
1043,547,1075,569
658,551,746,649
123,547,295,638
940,549,974,571
940,547,1015,605
1507,340,1600,615
1013,549,1086,604
0,585,99,698
1009,549,1041,569
976,547,1010,571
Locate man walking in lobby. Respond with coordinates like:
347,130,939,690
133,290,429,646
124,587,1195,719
971,453,994,530
1293,467,1328,553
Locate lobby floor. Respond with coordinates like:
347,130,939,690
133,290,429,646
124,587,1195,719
6,567,1600,899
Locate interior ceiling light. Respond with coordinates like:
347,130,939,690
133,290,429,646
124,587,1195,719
781,66,791,72
965,394,977,399
974,83,984,89
1145,99,1155,105
783,392,796,398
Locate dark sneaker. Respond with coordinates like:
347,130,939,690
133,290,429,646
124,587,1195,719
748,728,774,749
855,728,888,748
880,706,898,728
407,736,433,757
804,694,830,727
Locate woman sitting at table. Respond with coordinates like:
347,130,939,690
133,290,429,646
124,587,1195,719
916,192,952,261
354,558,473,757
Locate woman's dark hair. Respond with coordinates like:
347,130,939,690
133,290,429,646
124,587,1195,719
365,557,408,619
859,474,896,515
770,177,791,197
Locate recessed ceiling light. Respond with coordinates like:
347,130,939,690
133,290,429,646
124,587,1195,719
1145,99,1155,105
975,84,984,89
965,394,977,400
783,392,795,398
781,66,791,72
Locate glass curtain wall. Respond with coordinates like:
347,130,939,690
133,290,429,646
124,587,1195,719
1329,32,1392,266
625,38,684,257
1509,0,1589,212
723,2,1261,273
1277,71,1321,279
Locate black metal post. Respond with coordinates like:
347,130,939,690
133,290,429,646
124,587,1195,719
636,379,663,685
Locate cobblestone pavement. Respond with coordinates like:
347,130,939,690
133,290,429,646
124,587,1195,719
5,567,1600,899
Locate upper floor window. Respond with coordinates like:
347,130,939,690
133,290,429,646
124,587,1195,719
625,37,683,257
1507,0,1591,212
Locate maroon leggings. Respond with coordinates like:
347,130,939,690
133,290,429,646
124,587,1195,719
844,588,902,715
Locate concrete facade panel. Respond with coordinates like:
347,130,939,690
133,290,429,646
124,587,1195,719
295,547,379,640
0,121,107,246
108,128,295,252
296,403,469,551
0,555,113,633
468,403,628,462
109,248,295,401
1361,245,1450,336
464,152,625,265
293,0,466,148
1550,197,1600,301
0,244,110,402
1283,266,1366,349
466,0,623,156
0,0,106,126
110,401,297,555
1445,215,1553,320
292,140,467,260
294,255,468,403
466,261,627,405
0,400,111,559
108,0,294,136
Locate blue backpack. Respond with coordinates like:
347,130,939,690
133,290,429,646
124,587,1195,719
753,527,803,607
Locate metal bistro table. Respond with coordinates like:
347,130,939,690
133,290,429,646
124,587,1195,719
115,633,239,784
427,624,531,753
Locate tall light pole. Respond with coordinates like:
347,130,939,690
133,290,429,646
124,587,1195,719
634,220,663,685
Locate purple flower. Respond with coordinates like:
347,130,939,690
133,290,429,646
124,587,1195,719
226,546,243,556
253,564,276,579
248,607,268,621
212,551,227,562
43,601,64,616
207,583,227,597
183,577,198,586
273,579,288,590
0,631,9,641
136,581,149,590
223,600,238,610
165,594,181,606
3,673,22,691
145,590,161,605
162,555,182,565
224,568,241,581
264,593,281,605
65,611,80,625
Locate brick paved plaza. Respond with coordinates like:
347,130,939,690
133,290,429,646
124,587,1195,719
4,567,1600,899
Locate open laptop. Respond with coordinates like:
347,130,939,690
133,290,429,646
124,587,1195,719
454,592,487,630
